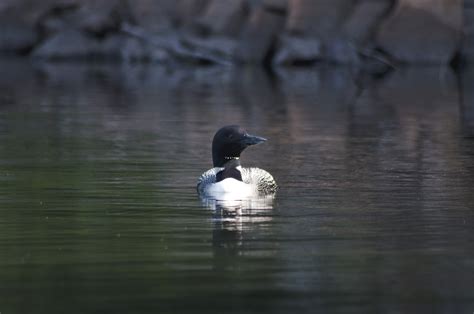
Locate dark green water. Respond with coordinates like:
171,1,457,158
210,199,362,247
1,59,474,313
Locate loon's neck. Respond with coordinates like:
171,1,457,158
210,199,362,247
222,158,241,168
213,151,242,167
216,158,242,182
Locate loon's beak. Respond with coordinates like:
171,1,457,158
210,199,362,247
242,134,267,146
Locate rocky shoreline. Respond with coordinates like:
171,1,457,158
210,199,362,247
0,0,472,70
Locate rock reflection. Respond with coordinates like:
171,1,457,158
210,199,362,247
2,58,474,313
461,64,474,138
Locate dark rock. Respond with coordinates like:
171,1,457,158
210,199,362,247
323,38,393,73
236,7,286,63
33,27,171,62
285,0,354,37
34,0,132,37
0,0,76,25
31,29,101,60
38,4,79,37
324,38,359,64
360,51,393,75
72,0,132,36
0,0,51,53
376,0,463,64
102,34,171,62
323,0,393,65
128,0,177,34
461,65,474,136
195,0,247,36
273,35,322,65
175,0,210,27
262,0,288,13
181,35,237,64
342,0,393,44
273,0,358,65
462,5,474,60
121,22,232,65
0,19,38,53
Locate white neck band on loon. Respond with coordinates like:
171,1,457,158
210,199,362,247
224,157,239,160
221,157,241,169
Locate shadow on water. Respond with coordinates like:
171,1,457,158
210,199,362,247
0,58,474,313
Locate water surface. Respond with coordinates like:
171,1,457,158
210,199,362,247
1,59,474,313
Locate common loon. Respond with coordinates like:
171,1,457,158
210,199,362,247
197,125,278,199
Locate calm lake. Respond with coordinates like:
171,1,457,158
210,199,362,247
1,59,474,313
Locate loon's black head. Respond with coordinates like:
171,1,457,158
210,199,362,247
212,125,266,167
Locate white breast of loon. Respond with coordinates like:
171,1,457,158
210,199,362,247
197,166,277,199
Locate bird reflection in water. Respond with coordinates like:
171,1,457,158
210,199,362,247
201,197,275,270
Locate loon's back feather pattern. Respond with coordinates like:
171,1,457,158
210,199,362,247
197,167,221,194
197,167,277,195
240,167,278,194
